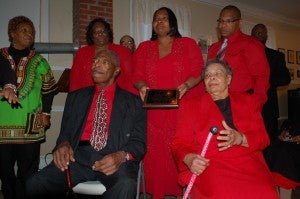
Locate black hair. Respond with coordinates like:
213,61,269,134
150,7,182,40
221,5,241,19
86,17,113,45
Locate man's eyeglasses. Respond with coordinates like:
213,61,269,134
217,18,240,24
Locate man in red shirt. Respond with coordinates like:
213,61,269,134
26,49,146,199
207,5,269,110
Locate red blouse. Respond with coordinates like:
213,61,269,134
69,44,135,93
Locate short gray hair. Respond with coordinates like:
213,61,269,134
201,59,233,80
95,49,120,67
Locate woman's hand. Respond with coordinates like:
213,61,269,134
217,121,248,151
42,113,51,128
177,82,189,99
1,86,19,104
183,153,210,175
134,81,148,102
138,85,148,102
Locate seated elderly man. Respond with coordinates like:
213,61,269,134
26,49,147,199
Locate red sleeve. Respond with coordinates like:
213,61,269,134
243,39,270,109
172,98,199,185
109,44,136,94
243,95,270,151
231,92,270,152
184,37,204,78
69,46,95,92
132,41,150,85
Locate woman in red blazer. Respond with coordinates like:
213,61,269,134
172,59,279,199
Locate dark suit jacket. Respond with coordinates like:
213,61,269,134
262,48,291,139
55,85,147,166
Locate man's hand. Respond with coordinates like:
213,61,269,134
53,141,75,171
92,151,126,175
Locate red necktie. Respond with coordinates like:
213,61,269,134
90,89,108,151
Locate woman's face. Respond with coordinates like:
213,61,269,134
11,23,34,50
152,9,171,37
92,22,109,47
204,63,231,100
120,36,135,54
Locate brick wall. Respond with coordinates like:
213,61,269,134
74,0,113,46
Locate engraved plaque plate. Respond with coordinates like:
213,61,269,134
143,89,179,108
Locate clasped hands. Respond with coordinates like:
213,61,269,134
53,141,126,175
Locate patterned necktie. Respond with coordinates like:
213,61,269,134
90,89,108,151
216,38,228,60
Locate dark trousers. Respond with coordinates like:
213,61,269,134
0,143,40,199
26,145,138,199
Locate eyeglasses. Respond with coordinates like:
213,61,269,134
93,29,107,36
204,70,226,79
217,18,240,24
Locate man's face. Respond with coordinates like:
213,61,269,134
217,9,241,38
251,25,267,44
91,52,119,87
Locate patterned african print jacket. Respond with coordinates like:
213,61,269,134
0,46,57,144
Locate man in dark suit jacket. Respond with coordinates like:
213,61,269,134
251,24,291,141
26,49,147,199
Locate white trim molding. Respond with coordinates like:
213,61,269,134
192,0,300,28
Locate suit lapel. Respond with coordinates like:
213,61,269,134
109,87,126,138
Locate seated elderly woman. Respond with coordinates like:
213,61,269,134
172,59,279,199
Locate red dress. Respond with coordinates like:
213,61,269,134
172,92,280,199
133,37,204,198
69,44,136,93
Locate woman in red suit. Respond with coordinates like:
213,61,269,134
133,7,204,199
172,59,279,199
69,17,135,93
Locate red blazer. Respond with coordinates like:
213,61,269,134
172,92,279,199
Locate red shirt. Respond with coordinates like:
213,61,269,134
69,43,136,94
207,30,270,110
80,83,116,141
